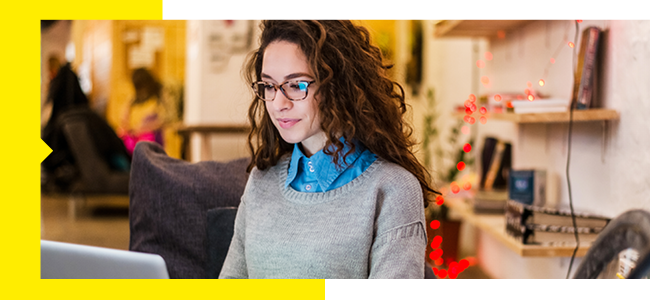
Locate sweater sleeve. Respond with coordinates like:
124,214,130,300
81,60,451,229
368,169,427,279
218,200,249,279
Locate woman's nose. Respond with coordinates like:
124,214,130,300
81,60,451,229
271,89,293,111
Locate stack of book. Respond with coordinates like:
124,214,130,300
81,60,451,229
510,98,571,114
472,137,512,214
505,200,611,246
472,189,508,214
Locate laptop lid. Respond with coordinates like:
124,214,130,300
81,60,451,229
41,240,169,279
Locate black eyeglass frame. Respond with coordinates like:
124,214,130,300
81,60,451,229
251,80,317,102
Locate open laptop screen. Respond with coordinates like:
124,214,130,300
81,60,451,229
41,240,169,279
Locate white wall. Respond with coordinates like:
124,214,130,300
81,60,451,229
184,20,259,162
427,20,650,278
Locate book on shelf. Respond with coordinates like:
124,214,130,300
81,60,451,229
505,221,604,246
480,137,512,191
514,106,568,114
509,169,546,206
572,26,602,110
511,98,571,114
471,189,508,214
505,199,611,228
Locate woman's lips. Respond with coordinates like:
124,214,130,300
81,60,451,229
278,118,300,129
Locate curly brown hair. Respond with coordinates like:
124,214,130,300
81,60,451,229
244,20,439,207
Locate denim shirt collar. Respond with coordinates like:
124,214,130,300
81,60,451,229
285,137,365,191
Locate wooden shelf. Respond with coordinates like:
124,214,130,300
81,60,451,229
444,197,590,257
434,20,534,38
455,108,619,124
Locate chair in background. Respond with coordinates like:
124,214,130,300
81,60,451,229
572,209,650,279
57,107,131,218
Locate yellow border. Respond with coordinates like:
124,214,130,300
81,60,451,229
0,1,324,298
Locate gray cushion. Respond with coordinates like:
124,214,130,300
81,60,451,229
206,207,238,279
128,141,249,278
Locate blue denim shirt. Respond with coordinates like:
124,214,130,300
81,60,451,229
285,139,377,193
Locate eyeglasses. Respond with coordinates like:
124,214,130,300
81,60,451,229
251,80,316,101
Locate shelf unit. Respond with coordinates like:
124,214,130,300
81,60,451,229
433,20,534,38
454,108,619,123
444,197,591,257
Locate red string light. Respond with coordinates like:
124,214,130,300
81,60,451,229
456,161,466,171
480,116,487,124
463,143,472,153
494,94,502,102
430,220,440,229
463,182,471,190
568,42,574,48
539,79,545,86
450,182,460,193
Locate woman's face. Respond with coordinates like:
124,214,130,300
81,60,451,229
262,41,326,156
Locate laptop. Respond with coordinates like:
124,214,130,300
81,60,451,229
41,240,170,279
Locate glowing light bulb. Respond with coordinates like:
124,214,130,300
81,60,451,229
464,99,471,108
480,116,487,124
550,58,556,64
463,182,471,190
476,60,485,68
479,106,487,114
438,269,448,278
485,51,493,61
433,235,443,245
577,20,583,23
528,94,535,101
569,42,575,48
539,79,545,86
457,161,466,171
463,115,471,123
461,125,470,135
527,81,532,88
463,143,472,153
435,195,444,205
494,94,502,102
481,76,490,85
468,117,475,125
469,94,476,102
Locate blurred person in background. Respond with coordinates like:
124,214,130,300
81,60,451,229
42,63,130,192
119,68,167,156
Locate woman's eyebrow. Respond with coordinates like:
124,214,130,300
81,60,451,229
261,72,313,82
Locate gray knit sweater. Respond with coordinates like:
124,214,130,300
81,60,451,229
218,155,427,279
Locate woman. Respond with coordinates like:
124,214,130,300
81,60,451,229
219,20,439,279
119,68,166,155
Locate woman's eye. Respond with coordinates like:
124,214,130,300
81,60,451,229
288,82,307,92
